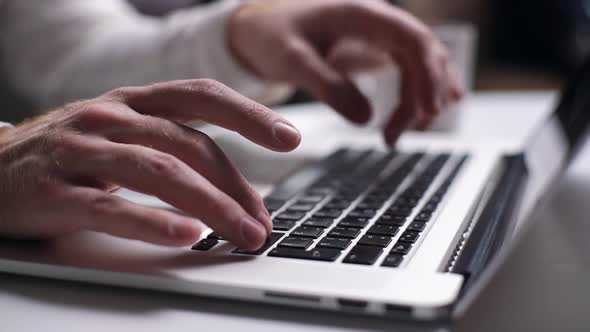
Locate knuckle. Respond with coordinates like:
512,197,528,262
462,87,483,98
410,27,437,58
50,133,86,162
186,79,226,99
88,194,119,217
72,101,110,122
36,175,60,195
144,152,182,176
241,100,273,123
73,100,132,129
104,86,134,101
192,130,218,152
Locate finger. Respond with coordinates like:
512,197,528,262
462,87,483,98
102,112,272,235
327,39,391,74
63,186,204,246
414,114,435,131
384,52,422,145
324,2,448,120
279,38,371,124
446,62,465,101
57,136,269,250
105,79,301,153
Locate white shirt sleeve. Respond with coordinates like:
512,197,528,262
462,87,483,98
0,0,293,110
0,122,13,128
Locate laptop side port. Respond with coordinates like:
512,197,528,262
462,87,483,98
264,291,321,304
385,303,413,317
337,298,368,310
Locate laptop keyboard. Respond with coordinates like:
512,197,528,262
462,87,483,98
192,149,468,268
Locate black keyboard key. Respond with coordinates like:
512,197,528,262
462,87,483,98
313,209,343,219
338,217,370,228
367,224,399,236
328,227,361,239
264,199,286,211
429,194,443,204
291,226,324,238
191,238,218,251
381,254,404,267
421,202,437,213
233,232,284,255
376,214,406,226
348,209,377,218
387,205,413,216
407,221,426,232
357,234,392,247
316,237,352,250
273,219,296,231
362,194,390,203
386,209,412,217
287,204,315,212
275,212,306,221
356,201,384,210
307,187,333,195
324,200,352,209
269,247,341,262
399,231,420,243
414,212,431,222
391,242,413,255
343,245,383,265
207,232,224,240
302,218,334,228
278,237,314,249
395,197,419,207
297,195,325,204
332,192,360,200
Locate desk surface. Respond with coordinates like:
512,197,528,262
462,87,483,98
3,91,588,332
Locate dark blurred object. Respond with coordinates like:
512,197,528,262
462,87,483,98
128,0,217,16
493,0,590,74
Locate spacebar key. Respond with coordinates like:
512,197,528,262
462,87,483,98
269,247,341,262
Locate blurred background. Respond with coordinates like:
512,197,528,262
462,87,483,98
4,0,590,118
399,0,589,91
100,0,590,92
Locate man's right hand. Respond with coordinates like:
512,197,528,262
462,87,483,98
0,79,301,250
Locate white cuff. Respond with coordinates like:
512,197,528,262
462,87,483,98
0,122,14,128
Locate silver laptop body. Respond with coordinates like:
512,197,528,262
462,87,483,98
1,60,588,321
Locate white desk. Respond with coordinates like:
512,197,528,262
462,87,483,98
2,92,588,332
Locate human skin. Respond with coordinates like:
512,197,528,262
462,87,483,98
0,79,301,250
229,0,464,144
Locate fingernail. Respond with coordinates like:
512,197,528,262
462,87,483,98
273,121,301,147
241,216,267,248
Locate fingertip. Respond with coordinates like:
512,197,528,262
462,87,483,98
272,120,302,151
257,210,273,236
342,91,372,124
415,116,433,131
383,121,403,146
452,85,465,100
170,219,202,246
240,216,268,250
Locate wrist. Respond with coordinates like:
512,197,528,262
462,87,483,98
227,1,265,78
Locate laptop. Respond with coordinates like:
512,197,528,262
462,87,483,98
1,59,590,322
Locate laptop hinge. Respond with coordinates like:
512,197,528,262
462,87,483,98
451,154,528,293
